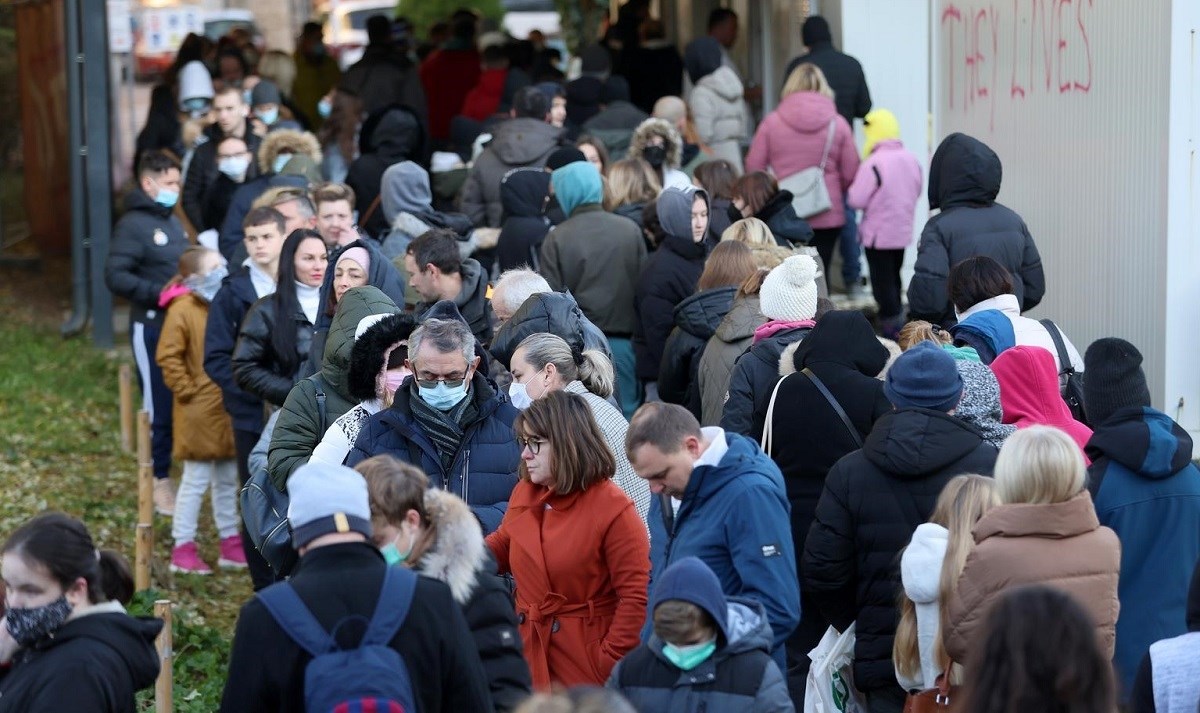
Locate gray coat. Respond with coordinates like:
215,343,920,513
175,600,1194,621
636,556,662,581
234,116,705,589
697,294,766,427
459,118,564,227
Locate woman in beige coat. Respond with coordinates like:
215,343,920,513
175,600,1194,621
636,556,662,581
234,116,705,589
945,425,1120,664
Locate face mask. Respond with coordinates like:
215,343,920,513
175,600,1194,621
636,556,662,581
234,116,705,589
418,379,469,411
662,639,717,671
6,596,73,648
642,144,667,168
384,368,410,396
184,264,228,303
154,186,179,209
317,98,333,119
272,153,293,174
257,108,280,126
726,203,744,223
218,154,251,180
380,532,415,566
508,381,533,410
181,97,210,114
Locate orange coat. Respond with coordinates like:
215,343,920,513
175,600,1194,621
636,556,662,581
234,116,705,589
486,478,649,690
155,292,234,461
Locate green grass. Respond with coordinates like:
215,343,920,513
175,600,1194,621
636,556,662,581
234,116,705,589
0,294,249,711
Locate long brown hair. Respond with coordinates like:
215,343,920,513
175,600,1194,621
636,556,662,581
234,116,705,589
514,391,615,495
697,241,756,292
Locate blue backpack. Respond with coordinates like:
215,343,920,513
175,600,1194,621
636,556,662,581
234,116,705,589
256,566,419,713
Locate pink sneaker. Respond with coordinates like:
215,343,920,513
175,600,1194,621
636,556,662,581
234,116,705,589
218,534,248,569
170,542,212,575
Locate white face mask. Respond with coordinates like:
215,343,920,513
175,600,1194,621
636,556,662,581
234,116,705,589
508,381,533,410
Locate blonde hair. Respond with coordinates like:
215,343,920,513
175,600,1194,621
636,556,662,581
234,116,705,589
995,426,1087,505
721,217,775,247
782,63,835,100
897,320,952,351
605,157,661,210
516,333,614,400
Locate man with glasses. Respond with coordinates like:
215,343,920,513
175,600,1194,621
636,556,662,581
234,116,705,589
183,86,262,231
347,314,520,534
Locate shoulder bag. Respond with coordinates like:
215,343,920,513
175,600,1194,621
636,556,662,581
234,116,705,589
778,119,836,219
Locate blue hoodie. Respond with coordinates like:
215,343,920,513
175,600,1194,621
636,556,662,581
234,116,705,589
550,161,603,218
949,308,1015,363
646,431,801,671
1087,406,1200,700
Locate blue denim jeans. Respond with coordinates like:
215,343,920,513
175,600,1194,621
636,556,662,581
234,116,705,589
839,204,862,286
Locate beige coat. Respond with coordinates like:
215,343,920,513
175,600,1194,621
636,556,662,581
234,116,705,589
156,293,234,461
945,492,1120,663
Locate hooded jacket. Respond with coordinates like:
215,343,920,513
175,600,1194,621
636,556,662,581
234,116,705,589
945,493,1120,664
608,598,793,713
907,134,1045,325
1132,561,1200,713
1087,407,1200,698
954,294,1084,371
990,346,1093,454
157,291,235,461
183,119,263,231
897,523,950,692
698,294,767,426
413,258,495,346
719,323,815,440
204,267,270,433
846,137,923,250
379,161,474,272
686,38,748,173
803,407,997,693
752,190,817,248
346,105,426,237
461,118,565,228
489,290,612,369
267,286,400,490
105,189,189,328
745,92,860,230
0,605,162,713
496,168,552,272
659,287,737,418
782,36,872,125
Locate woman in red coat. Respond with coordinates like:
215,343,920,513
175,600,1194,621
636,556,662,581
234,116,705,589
486,390,650,690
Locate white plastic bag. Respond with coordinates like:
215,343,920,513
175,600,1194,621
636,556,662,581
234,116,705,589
804,624,867,713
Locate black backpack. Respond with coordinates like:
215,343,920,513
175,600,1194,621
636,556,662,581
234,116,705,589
1040,319,1088,426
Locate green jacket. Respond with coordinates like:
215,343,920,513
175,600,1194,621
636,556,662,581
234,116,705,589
267,286,400,490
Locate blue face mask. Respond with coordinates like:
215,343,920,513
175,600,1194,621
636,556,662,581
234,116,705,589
317,98,333,119
418,379,469,411
272,153,293,174
662,639,717,671
381,533,415,566
184,264,228,303
154,186,179,209
257,107,280,126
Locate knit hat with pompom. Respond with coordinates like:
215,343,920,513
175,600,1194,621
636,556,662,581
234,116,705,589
759,254,819,322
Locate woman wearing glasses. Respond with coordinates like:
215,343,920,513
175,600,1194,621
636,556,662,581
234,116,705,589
485,391,650,691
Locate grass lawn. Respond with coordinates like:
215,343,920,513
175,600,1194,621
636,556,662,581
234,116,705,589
0,291,249,711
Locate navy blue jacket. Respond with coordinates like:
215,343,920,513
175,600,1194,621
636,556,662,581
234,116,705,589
203,268,266,433
647,432,800,671
346,374,521,534
1087,406,1200,700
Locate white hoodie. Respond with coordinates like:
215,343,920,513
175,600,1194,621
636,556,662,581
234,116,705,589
897,522,949,691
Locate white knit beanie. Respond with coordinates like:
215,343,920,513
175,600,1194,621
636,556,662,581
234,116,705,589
759,254,819,322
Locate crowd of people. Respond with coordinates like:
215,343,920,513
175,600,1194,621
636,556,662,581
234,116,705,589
0,4,1196,713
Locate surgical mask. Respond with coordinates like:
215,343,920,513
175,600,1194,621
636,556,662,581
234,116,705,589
384,368,410,396
381,533,415,566
272,153,293,174
257,107,280,126
154,186,179,209
642,144,667,168
317,97,333,119
184,264,228,303
6,596,73,648
218,154,251,180
508,382,533,410
181,97,210,114
662,638,717,671
418,380,469,411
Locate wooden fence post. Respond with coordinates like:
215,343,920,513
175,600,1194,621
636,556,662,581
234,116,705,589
135,410,153,591
118,363,134,453
154,599,173,713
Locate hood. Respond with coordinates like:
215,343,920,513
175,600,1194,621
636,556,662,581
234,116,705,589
973,492,1099,541
489,290,598,368
348,312,417,402
257,129,322,174
673,286,736,339
721,597,774,654
551,161,603,217
381,161,432,223
950,309,1016,358
1086,407,1195,479
714,294,766,343
658,186,709,241
790,310,888,377
991,346,1078,428
565,76,603,126
360,105,423,162
928,133,1001,210
683,36,723,84
317,238,408,328
697,66,745,102
863,108,901,158
901,523,949,604
416,489,488,605
863,408,986,478
629,118,683,169
776,91,839,133
755,191,814,245
955,360,1016,449
490,117,564,166
500,167,551,218
456,258,490,317
322,285,401,396
46,609,163,690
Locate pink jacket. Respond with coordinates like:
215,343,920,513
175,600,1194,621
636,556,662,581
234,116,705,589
745,92,859,230
846,140,923,250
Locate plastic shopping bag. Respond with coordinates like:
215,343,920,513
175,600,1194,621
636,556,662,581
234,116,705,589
804,624,867,713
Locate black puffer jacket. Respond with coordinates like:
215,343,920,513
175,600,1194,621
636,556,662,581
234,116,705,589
104,189,189,327
204,268,267,433
720,324,813,440
802,408,997,694
907,133,1046,325
658,286,736,419
783,41,872,124
490,290,611,369
754,190,815,247
496,168,552,272
231,295,314,407
634,232,707,381
346,105,426,238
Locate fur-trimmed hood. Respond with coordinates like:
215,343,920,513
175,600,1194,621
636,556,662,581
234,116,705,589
256,129,322,174
628,118,683,169
348,312,417,402
416,489,489,605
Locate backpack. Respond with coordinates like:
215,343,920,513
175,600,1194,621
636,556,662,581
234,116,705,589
1039,319,1088,426
256,565,419,713
240,374,328,576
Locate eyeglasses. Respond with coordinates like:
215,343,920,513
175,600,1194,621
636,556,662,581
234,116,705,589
414,375,468,390
516,436,544,455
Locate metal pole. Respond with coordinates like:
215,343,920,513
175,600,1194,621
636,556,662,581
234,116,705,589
61,0,89,339
83,0,115,348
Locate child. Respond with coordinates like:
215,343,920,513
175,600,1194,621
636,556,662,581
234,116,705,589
156,246,246,574
845,108,923,339
606,557,792,712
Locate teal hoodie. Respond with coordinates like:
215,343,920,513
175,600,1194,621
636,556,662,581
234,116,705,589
551,161,603,217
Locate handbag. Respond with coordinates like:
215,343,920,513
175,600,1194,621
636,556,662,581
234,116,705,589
1039,319,1088,425
902,673,957,713
778,119,836,219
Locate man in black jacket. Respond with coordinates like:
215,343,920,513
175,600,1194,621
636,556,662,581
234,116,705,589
220,461,493,712
105,150,190,517
802,342,997,713
183,86,261,231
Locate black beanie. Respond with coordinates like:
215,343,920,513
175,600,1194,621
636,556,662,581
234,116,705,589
1082,337,1151,426
802,16,833,46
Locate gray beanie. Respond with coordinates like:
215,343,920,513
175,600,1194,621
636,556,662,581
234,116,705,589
286,462,372,548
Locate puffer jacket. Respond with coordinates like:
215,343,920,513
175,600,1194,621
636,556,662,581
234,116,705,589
104,189,189,328
658,287,737,419
745,91,859,230
720,323,814,441
268,286,400,490
698,294,767,427
581,101,650,161
413,258,495,346
231,293,314,407
608,598,793,713
690,67,748,173
955,295,1083,371
945,493,1120,664
346,373,521,534
990,345,1093,454
346,105,427,238
183,120,262,230
634,232,708,381
490,290,611,370
845,139,923,250
204,268,270,433
157,291,235,461
460,118,565,227
496,168,552,272
783,42,872,125
907,133,1045,325
802,407,997,694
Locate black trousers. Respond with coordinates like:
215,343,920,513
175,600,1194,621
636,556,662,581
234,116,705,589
865,247,906,320
811,228,842,289
234,427,277,591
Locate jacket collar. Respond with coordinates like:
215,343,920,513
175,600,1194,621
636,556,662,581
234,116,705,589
958,293,1020,320
972,492,1099,542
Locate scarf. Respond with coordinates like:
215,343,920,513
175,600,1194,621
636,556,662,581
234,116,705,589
753,319,816,344
408,381,479,471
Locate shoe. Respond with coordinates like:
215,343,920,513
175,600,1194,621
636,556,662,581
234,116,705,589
170,542,212,575
153,478,176,516
218,534,248,569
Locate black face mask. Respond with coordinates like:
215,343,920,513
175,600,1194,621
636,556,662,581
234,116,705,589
726,203,744,223
642,145,667,169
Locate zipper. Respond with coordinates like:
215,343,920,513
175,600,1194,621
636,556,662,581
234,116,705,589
461,449,471,503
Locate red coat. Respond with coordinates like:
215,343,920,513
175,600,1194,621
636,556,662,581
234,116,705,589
461,68,508,122
486,478,649,690
419,48,481,140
